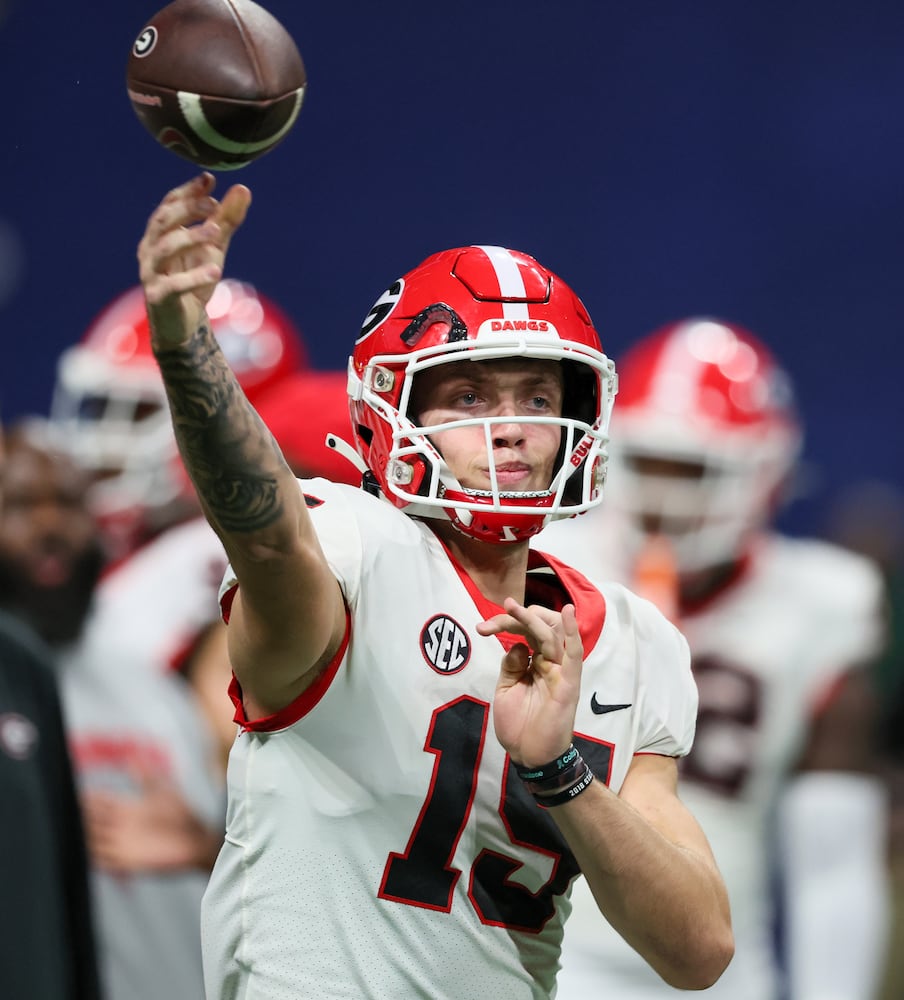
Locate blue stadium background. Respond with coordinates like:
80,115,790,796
2,0,902,537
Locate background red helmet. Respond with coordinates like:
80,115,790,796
606,317,802,573
50,280,307,554
348,245,617,543
253,369,361,486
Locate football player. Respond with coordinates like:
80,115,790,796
0,419,102,1000
0,419,225,1000
543,318,889,1000
135,172,734,999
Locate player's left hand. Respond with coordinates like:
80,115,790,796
477,598,582,768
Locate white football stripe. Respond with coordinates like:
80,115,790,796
177,88,305,154
475,245,529,320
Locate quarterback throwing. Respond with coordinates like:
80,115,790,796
137,172,734,999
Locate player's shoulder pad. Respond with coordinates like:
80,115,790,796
769,535,885,616
601,579,691,661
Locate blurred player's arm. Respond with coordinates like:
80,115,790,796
82,772,223,874
777,663,890,1000
183,620,236,776
138,174,346,718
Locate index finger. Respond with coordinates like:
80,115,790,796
144,173,218,241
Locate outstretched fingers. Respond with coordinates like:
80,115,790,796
143,173,217,239
478,598,569,667
138,174,252,305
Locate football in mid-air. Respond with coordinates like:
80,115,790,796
126,0,306,170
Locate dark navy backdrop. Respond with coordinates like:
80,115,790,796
2,0,901,535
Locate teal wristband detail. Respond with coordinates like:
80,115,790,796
514,744,579,782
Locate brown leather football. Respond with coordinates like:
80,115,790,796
126,0,306,170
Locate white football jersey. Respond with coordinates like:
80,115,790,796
58,517,229,1000
540,508,885,1000
201,479,698,1000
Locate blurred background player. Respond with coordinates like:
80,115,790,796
822,479,904,1000
50,278,308,562
0,420,106,646
0,416,101,1000
1,279,321,1000
540,318,890,1000
0,417,224,1000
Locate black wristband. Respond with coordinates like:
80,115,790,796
534,765,595,808
514,744,579,783
523,754,587,796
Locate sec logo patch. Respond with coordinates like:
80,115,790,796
420,615,471,675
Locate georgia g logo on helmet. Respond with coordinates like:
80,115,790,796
358,279,404,343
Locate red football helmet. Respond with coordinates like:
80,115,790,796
347,245,617,543
253,370,361,486
606,317,802,573
50,280,307,552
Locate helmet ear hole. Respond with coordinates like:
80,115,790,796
558,359,604,506
561,359,599,427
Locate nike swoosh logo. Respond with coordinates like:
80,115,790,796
590,693,632,715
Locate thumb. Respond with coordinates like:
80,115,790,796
218,184,252,240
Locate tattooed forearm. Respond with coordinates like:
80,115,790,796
155,321,285,533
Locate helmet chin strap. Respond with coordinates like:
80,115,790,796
325,433,370,475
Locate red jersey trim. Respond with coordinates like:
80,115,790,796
229,609,352,732
220,582,237,623
533,548,607,653
678,549,755,617
168,628,208,675
432,532,606,658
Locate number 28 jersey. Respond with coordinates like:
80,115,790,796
201,479,697,1000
